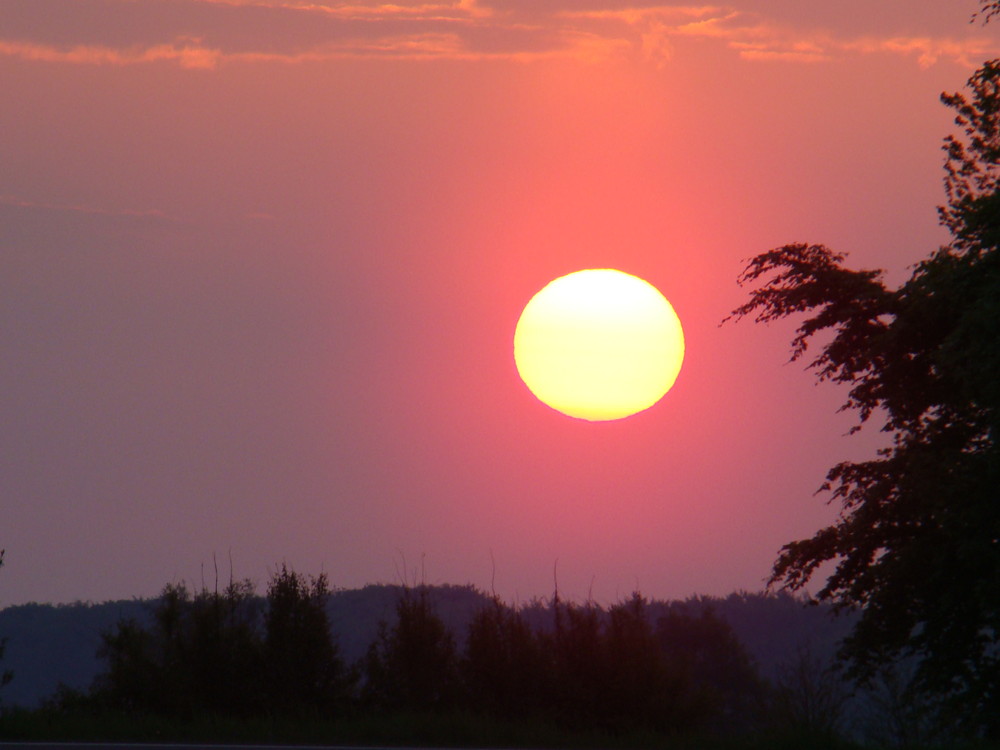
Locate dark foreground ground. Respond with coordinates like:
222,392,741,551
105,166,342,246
0,744,475,750
1,745,408,750
4,712,1000,750
0,711,870,750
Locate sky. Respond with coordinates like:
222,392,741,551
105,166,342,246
2,0,998,607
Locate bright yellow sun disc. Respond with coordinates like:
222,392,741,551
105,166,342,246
514,269,684,421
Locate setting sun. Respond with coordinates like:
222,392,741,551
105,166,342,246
514,269,685,421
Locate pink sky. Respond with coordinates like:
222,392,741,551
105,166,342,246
2,0,997,606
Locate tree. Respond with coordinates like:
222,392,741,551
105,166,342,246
656,606,765,732
860,660,937,748
94,612,160,713
95,580,265,717
770,644,850,739
546,597,607,727
362,587,458,712
185,579,264,717
976,1,1000,23
91,568,358,719
727,59,1000,737
604,594,691,732
0,551,14,701
462,595,544,719
263,564,351,715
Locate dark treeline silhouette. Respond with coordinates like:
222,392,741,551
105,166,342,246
84,565,352,719
0,585,849,710
41,571,861,742
0,550,12,701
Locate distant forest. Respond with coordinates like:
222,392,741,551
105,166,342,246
0,569,937,747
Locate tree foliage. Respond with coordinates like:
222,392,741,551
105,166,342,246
0,551,13,699
355,586,764,735
95,580,265,717
264,565,351,715
770,645,849,738
459,592,763,735
657,605,766,729
361,586,459,712
728,60,1000,736
604,594,685,731
976,0,1000,23
462,594,544,719
92,566,350,719
63,579,807,739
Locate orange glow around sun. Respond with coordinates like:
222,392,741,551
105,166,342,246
514,269,685,421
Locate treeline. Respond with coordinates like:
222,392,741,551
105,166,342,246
42,567,847,741
77,567,348,719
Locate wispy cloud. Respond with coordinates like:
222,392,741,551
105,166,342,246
0,0,995,68
0,40,223,68
194,0,489,14
0,193,175,221
0,35,623,67
844,35,999,69
569,5,998,67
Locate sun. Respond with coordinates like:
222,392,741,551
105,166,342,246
513,269,684,421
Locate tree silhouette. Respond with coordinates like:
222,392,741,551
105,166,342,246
546,597,609,728
977,0,1000,22
362,586,458,712
0,551,14,700
770,644,849,738
186,579,264,717
264,564,351,715
95,581,264,717
91,566,354,719
460,591,762,734
728,59,1000,737
462,595,544,719
94,611,158,712
656,606,764,731
603,593,688,732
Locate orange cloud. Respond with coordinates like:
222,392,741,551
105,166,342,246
733,44,829,64
0,33,622,67
592,6,999,68
0,40,222,68
845,35,999,69
560,5,724,24
0,1,995,68
184,0,491,21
